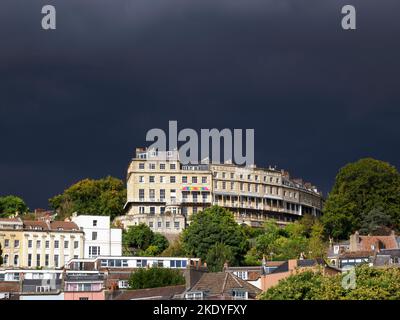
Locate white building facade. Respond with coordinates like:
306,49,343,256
71,215,122,258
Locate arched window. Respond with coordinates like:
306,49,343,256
14,255,19,266
4,254,9,266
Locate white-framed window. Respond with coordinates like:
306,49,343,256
89,246,100,258
232,290,248,300
160,176,165,183
54,255,59,268
64,240,69,249
170,163,176,170
192,176,197,184
234,271,248,280
149,176,155,183
160,163,166,170
138,163,145,170
36,286,51,293
182,176,188,183
14,240,20,248
149,163,156,170
74,241,79,249
139,206,145,214
170,176,176,183
93,220,98,227
174,221,180,229
54,240,59,249
202,177,207,183
28,240,32,248
13,255,19,266
4,239,9,248
45,240,50,249
92,232,97,240
118,280,129,289
37,240,41,249
185,292,203,300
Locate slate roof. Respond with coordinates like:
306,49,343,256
270,261,289,274
339,251,373,258
377,249,400,257
109,285,186,300
189,272,261,297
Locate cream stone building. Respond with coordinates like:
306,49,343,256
118,148,324,234
0,218,84,268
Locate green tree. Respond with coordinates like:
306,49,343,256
259,265,400,300
123,224,169,256
205,243,235,272
152,233,169,253
307,220,327,259
0,195,28,217
161,238,186,257
359,207,393,235
322,158,400,240
48,176,126,220
254,220,309,261
128,267,185,289
181,206,249,265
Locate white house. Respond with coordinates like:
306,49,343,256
71,214,122,258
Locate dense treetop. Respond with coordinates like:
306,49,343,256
181,206,249,266
48,176,126,220
322,158,400,239
0,195,28,217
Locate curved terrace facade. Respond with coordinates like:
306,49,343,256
119,148,323,233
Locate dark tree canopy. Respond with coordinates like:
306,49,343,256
181,206,249,265
123,223,169,256
259,265,400,300
322,158,400,239
205,243,235,272
128,267,185,289
48,176,126,220
0,195,28,217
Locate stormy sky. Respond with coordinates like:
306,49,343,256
1,0,400,209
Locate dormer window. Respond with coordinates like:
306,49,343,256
232,290,248,300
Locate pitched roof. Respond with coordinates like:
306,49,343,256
23,221,49,230
0,217,22,222
50,221,80,231
189,272,261,296
270,261,289,274
339,251,373,258
358,235,399,251
378,249,400,257
110,285,186,300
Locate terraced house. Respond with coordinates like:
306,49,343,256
0,218,84,268
118,147,323,234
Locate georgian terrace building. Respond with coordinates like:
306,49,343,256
118,148,323,234
0,218,84,269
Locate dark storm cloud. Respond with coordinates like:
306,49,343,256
1,0,400,208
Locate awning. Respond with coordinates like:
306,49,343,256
182,186,210,191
